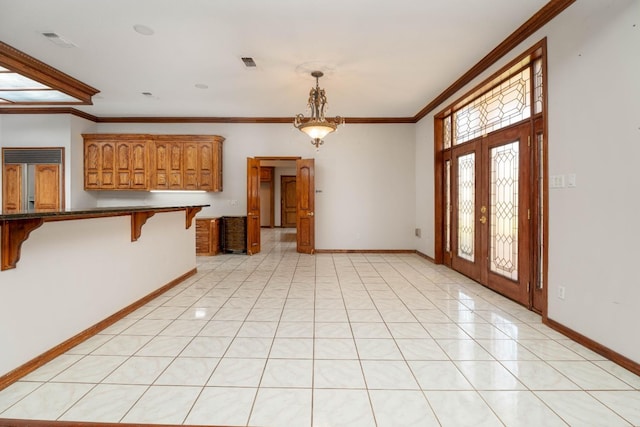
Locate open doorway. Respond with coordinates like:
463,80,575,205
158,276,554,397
257,159,298,228
247,156,315,255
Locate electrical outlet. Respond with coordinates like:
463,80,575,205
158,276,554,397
415,228,421,237
558,286,566,300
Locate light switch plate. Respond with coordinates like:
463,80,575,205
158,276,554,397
550,175,565,188
567,174,576,187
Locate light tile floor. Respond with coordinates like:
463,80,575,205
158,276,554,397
1,229,639,426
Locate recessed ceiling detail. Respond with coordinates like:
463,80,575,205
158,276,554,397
41,32,77,48
0,41,99,105
241,57,257,67
133,24,154,36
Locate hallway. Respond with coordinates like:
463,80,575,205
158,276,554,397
0,228,638,426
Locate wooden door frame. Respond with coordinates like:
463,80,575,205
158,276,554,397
433,40,548,316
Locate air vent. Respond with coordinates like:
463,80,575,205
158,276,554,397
3,148,63,164
41,32,77,48
241,57,257,67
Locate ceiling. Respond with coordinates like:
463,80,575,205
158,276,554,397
0,0,552,119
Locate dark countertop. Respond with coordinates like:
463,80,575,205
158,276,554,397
0,205,210,221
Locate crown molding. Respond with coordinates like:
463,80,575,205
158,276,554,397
0,107,98,121
0,1,575,124
0,109,416,124
0,41,100,104
413,0,576,121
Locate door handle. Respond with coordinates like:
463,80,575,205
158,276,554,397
307,212,314,217
479,216,487,224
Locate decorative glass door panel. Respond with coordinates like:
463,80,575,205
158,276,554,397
489,142,519,281
449,123,530,305
450,143,481,282
482,123,530,305
458,153,475,262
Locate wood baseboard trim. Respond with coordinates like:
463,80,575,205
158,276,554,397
415,250,435,263
314,249,415,254
0,268,197,392
544,317,640,376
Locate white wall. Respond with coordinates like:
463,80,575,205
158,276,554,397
544,0,640,362
94,122,417,250
0,211,195,376
415,117,435,257
415,0,640,362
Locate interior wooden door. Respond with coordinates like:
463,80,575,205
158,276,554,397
34,164,60,211
246,157,261,255
2,164,22,212
296,159,315,254
281,175,297,228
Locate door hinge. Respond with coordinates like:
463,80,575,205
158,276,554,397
528,136,531,147
527,209,531,220
527,281,530,292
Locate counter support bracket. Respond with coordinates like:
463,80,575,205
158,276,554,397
1,218,45,271
131,211,155,242
185,207,202,229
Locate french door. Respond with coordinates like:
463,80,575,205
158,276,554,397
246,157,315,255
449,122,531,306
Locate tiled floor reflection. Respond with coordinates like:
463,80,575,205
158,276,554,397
1,228,639,426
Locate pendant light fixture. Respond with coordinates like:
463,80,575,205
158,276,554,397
293,71,344,149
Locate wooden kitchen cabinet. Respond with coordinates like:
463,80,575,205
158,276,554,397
84,134,223,192
116,140,148,189
153,135,224,192
84,134,150,190
195,217,221,255
84,138,116,189
151,139,184,190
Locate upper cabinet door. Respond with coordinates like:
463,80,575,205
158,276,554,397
130,141,149,189
116,142,132,189
183,142,198,190
196,141,214,191
99,142,116,189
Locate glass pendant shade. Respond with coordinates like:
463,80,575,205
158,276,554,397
299,122,337,139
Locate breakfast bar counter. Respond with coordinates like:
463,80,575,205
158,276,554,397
0,204,207,384
0,204,207,271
